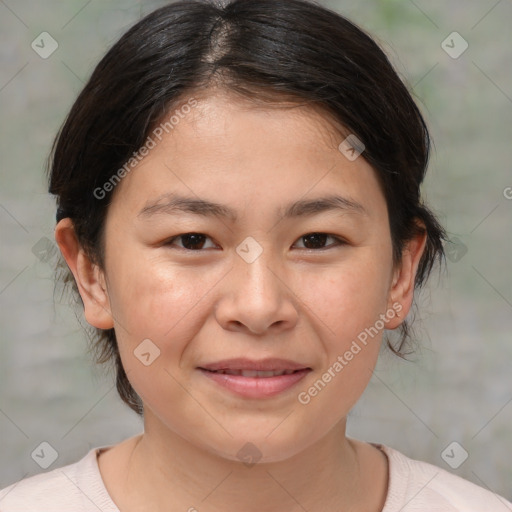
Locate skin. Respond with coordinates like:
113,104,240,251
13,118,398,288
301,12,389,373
55,89,426,512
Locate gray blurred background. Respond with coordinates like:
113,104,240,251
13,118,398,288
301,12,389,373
1,0,511,502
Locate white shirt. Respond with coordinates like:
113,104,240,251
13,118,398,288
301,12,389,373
1,443,511,511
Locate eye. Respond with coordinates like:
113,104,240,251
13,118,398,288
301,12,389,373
165,232,346,251
293,232,346,250
165,233,217,251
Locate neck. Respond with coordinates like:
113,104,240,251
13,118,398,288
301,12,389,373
111,412,388,512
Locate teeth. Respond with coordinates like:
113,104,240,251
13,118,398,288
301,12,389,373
212,369,297,377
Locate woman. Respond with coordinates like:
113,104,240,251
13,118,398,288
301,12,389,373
1,0,510,510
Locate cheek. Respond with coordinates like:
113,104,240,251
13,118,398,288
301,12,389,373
108,252,245,385
109,258,226,406
292,251,391,408
109,252,221,340
298,252,392,342
293,264,390,429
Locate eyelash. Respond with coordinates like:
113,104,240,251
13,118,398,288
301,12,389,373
163,232,347,252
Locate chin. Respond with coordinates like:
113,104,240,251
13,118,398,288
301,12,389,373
202,429,316,466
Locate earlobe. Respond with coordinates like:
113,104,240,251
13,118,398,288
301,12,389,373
386,227,428,330
54,218,114,330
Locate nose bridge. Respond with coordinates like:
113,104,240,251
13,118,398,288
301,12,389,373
235,235,282,302
215,234,297,334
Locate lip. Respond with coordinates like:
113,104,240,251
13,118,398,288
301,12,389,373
198,367,311,398
197,358,312,399
198,357,310,372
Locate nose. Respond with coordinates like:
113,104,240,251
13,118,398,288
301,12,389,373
214,246,299,336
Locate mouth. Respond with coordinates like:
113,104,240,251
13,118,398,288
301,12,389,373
199,368,303,377
197,358,312,398
198,357,311,374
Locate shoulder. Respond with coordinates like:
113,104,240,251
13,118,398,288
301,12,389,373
0,459,86,511
379,444,512,511
0,446,118,512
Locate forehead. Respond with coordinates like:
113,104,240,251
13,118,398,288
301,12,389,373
107,90,386,222
170,89,350,152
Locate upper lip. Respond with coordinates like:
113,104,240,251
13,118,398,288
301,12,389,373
198,358,310,372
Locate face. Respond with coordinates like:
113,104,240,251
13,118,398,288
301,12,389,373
63,90,420,463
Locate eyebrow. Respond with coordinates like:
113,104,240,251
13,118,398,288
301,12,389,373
137,192,367,222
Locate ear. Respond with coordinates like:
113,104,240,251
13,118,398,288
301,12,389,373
386,223,428,329
54,218,114,330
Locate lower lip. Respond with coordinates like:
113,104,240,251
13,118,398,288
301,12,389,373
198,368,311,398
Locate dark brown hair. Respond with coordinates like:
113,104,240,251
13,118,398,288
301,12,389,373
48,0,446,415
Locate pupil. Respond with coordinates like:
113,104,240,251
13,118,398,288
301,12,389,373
303,233,327,249
183,233,204,250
